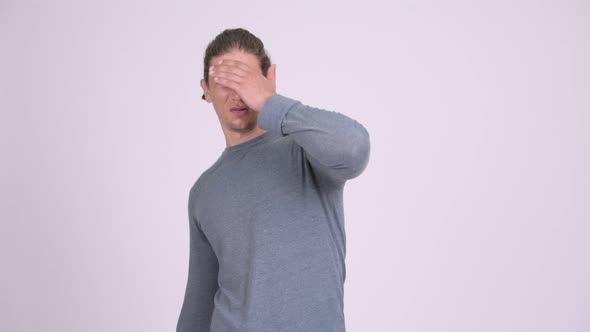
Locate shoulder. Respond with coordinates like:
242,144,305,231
188,156,224,200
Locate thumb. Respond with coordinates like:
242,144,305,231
268,64,277,81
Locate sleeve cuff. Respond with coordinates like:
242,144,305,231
257,94,301,134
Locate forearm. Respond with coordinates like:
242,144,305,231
257,94,370,182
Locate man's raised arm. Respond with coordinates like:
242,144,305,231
257,94,371,184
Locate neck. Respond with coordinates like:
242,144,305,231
224,126,267,148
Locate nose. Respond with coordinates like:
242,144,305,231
229,89,241,100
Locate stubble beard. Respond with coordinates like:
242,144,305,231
228,116,257,133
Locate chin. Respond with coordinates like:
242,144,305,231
228,122,255,133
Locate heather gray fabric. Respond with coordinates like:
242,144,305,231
176,94,371,332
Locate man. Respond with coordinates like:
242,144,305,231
177,28,370,332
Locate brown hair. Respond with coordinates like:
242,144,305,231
202,28,272,100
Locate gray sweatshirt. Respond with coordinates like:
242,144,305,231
176,94,371,332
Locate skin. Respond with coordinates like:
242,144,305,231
200,48,277,148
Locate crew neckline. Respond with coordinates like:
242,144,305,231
222,130,277,154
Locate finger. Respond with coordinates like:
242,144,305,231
211,71,243,84
213,77,239,90
214,64,247,78
216,59,251,73
269,64,277,81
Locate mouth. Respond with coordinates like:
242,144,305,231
230,107,249,116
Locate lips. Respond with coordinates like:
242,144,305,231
230,107,249,117
230,107,249,116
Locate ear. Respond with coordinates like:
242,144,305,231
200,79,212,102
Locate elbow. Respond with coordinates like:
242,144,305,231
342,126,371,180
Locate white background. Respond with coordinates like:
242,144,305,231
1,0,588,331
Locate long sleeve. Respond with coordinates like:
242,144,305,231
257,94,371,184
176,188,219,332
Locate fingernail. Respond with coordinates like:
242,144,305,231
218,60,223,64
209,66,214,71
